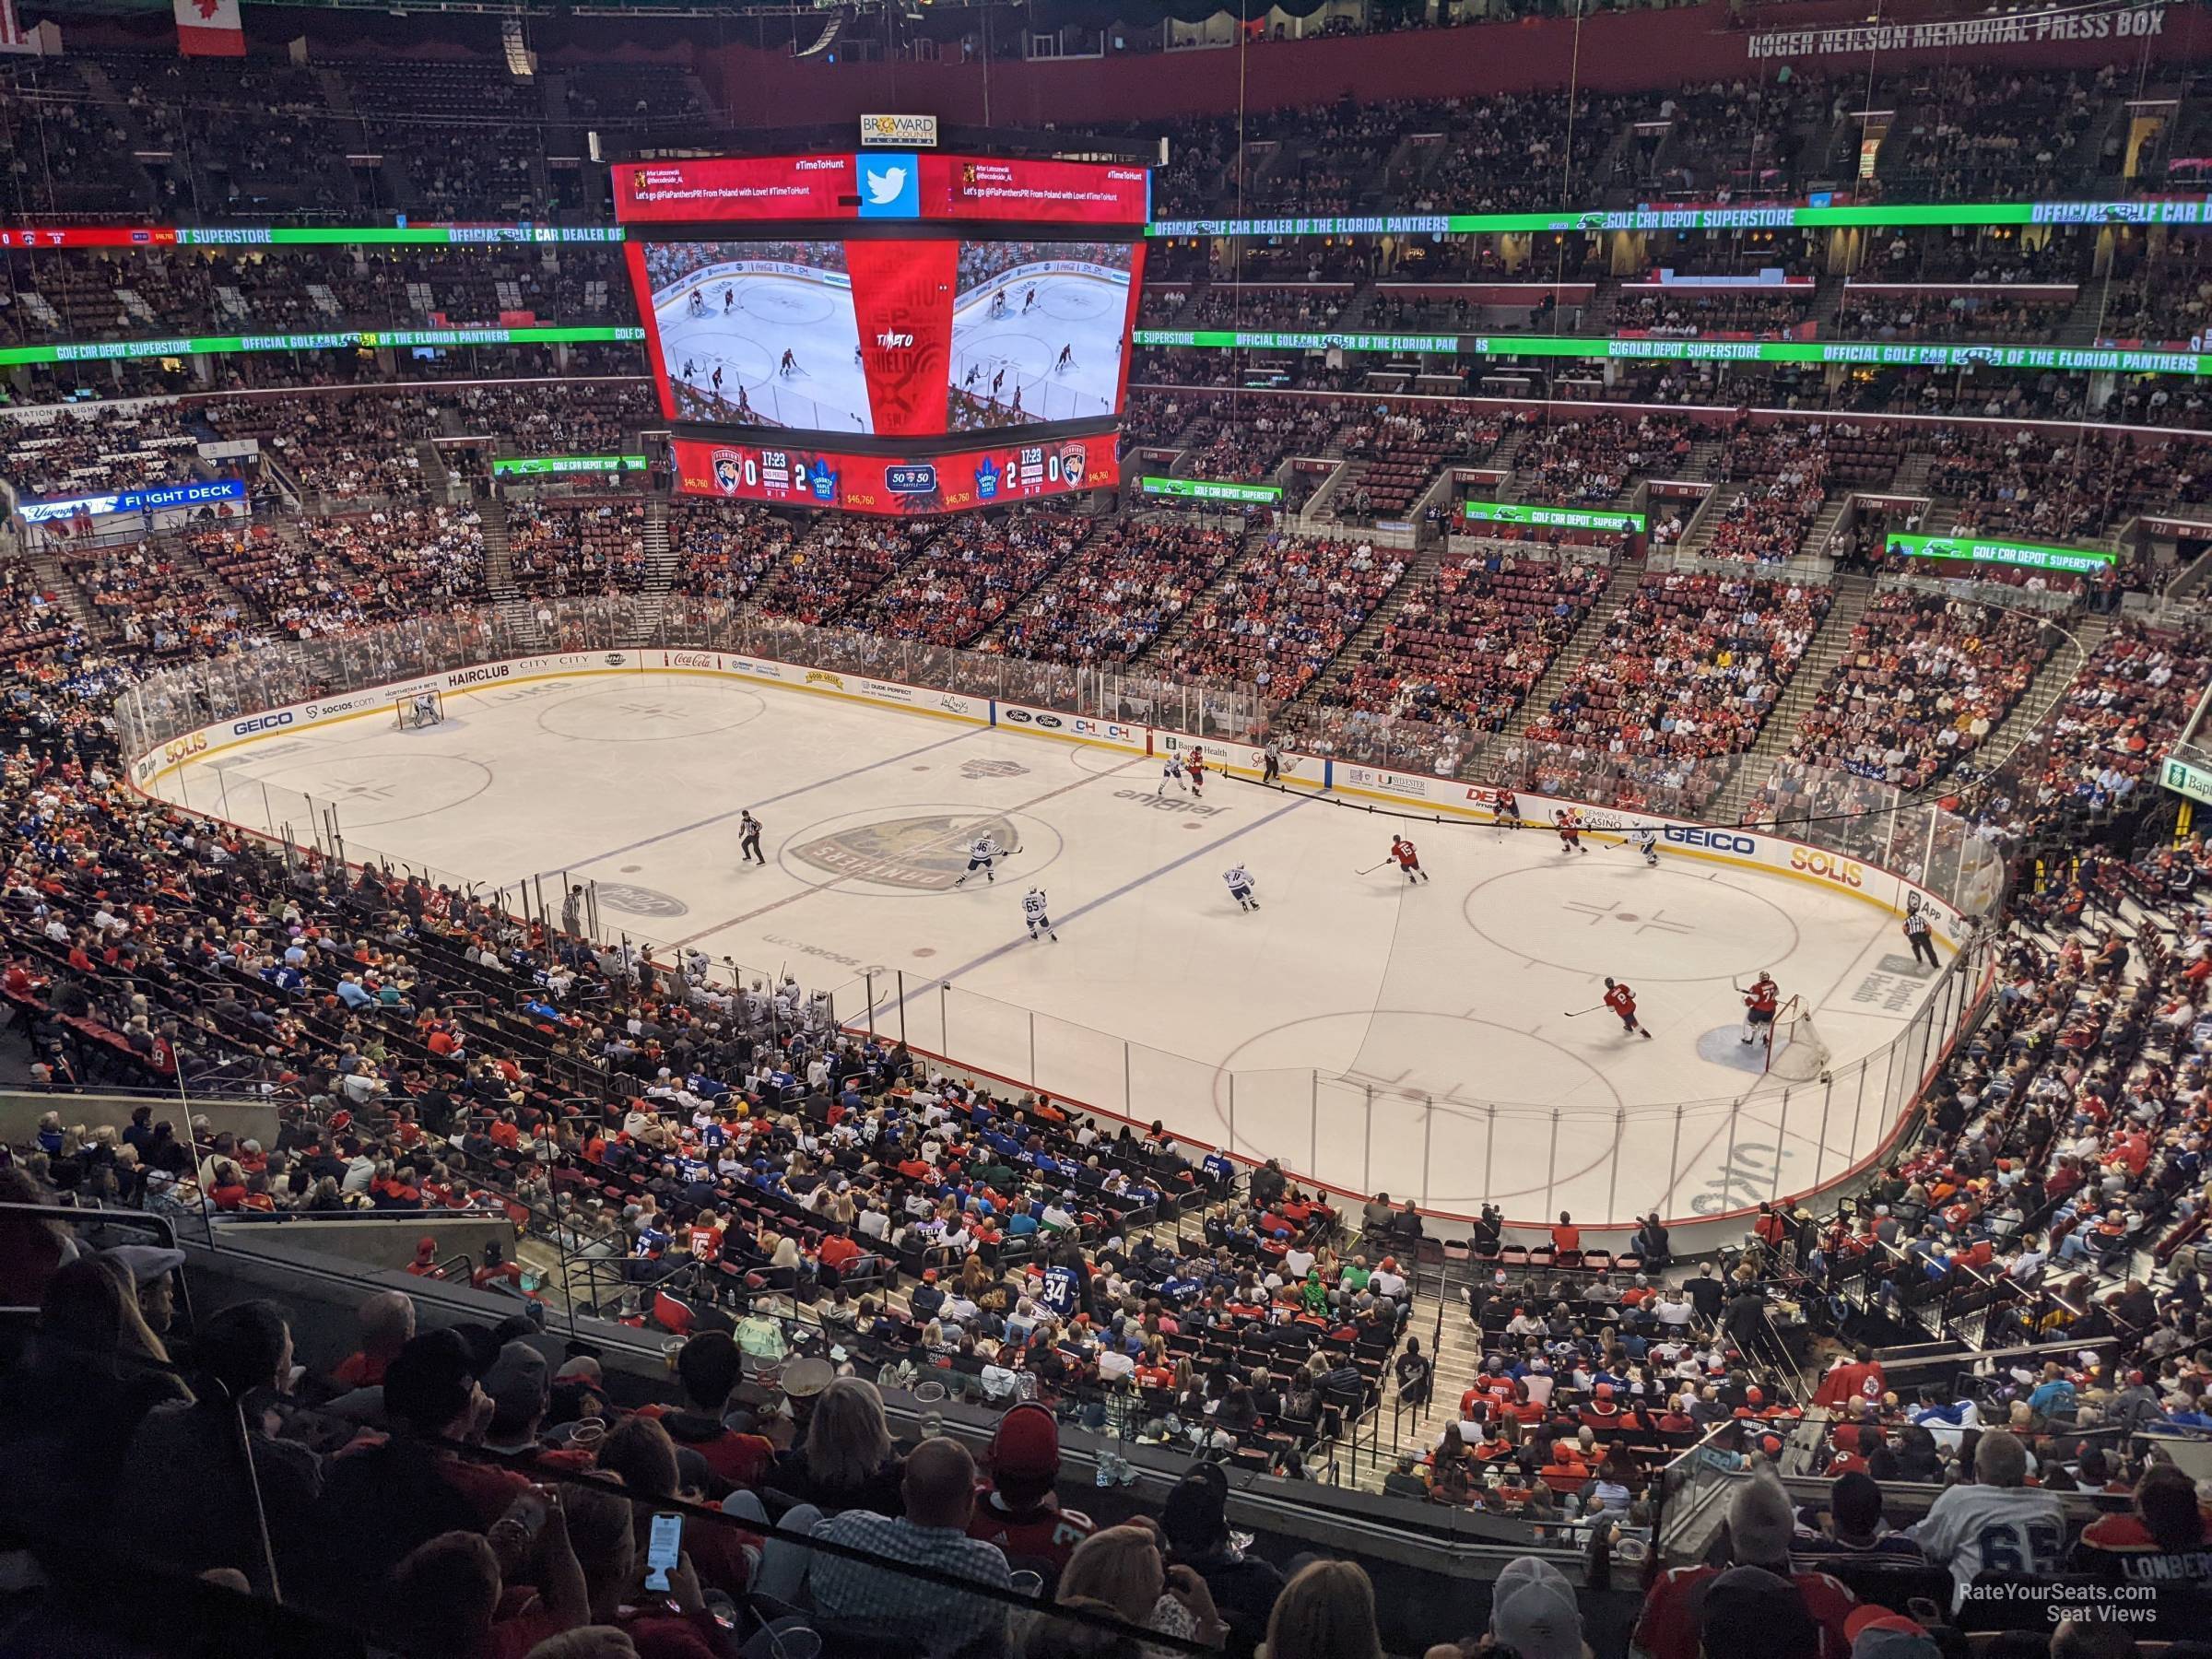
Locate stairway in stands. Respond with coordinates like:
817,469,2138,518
477,495,543,649
1706,572,1877,825
1510,558,1648,737
1277,541,1445,724
166,527,266,627
23,547,97,635
622,494,677,646
1127,532,1269,670
1670,481,1745,559
1977,611,2108,782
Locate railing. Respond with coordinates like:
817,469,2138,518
112,597,2003,1230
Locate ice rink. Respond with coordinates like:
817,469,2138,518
949,272,1128,429
158,672,1952,1222
657,275,873,433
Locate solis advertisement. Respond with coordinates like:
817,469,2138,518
671,433,1121,516
612,153,1150,228
628,234,1144,440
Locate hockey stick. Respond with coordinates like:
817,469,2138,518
1562,1005,1606,1018
1354,862,1393,876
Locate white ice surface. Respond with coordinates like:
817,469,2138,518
159,673,1947,1222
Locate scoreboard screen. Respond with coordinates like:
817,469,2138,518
618,149,1149,513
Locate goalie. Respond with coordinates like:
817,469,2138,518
1740,971,1779,1047
407,690,442,728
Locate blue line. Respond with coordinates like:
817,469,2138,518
903,791,1311,998
547,724,982,876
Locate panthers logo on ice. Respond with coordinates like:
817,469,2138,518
793,814,1019,890
594,883,690,919
959,759,1030,780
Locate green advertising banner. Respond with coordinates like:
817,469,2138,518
491,453,648,477
2,325,646,367
175,226,626,247
1147,196,2212,239
1884,532,2117,574
1139,475,1283,503
1131,328,2212,378
1460,500,1645,535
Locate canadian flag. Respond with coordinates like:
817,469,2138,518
174,0,244,57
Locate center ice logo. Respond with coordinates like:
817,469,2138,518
792,813,1019,890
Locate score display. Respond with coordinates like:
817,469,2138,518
671,432,1120,516
625,150,1149,512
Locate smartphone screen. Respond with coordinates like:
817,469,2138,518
644,1512,682,1593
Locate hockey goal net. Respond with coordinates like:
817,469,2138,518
1765,994,1832,1083
394,688,445,729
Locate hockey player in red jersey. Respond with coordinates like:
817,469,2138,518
1556,809,1586,855
1742,971,1780,1047
1185,750,1206,797
1603,977,1653,1040
1390,835,1430,884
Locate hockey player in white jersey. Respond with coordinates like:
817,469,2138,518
1023,887,1059,942
955,832,1000,886
1223,865,1259,912
1628,827,1659,868
1159,757,1186,795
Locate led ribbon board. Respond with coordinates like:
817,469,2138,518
489,454,648,477
1139,476,1282,502
1884,532,2116,574
0,325,645,366
0,226,626,249
18,477,245,523
1145,197,2212,238
1132,329,2212,378
1460,500,1645,534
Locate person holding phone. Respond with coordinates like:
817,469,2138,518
558,1484,728,1659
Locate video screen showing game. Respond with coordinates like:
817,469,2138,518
642,240,873,433
947,240,1141,433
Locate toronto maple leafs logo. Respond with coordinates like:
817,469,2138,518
594,884,689,918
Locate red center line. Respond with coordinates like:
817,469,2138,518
668,748,1151,948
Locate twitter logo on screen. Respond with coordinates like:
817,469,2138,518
856,153,919,218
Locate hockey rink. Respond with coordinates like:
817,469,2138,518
948,270,1129,429
155,672,1953,1224
656,276,874,433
